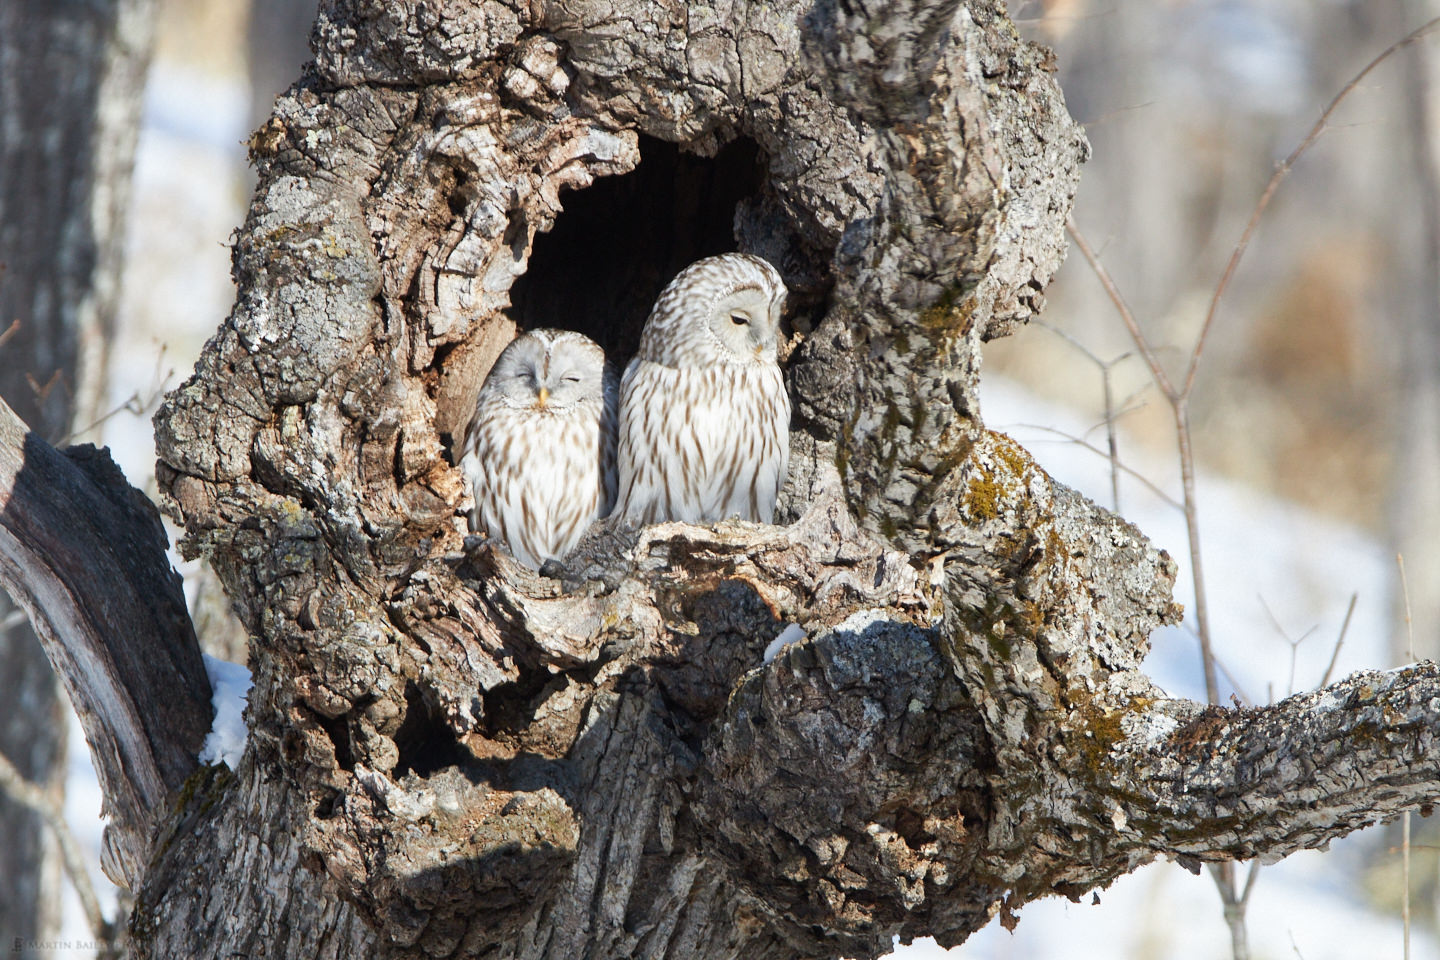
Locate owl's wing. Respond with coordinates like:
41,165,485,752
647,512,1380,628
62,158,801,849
618,361,789,524
739,364,791,524
616,360,701,524
465,407,547,569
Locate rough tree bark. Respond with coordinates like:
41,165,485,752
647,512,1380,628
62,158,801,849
0,0,154,944
1,1,1436,958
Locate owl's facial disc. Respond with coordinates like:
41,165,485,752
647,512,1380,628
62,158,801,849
711,286,779,362
480,330,607,429
530,349,600,412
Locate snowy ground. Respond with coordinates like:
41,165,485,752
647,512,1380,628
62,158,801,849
49,59,1433,960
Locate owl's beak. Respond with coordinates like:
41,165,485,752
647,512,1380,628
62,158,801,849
536,386,550,407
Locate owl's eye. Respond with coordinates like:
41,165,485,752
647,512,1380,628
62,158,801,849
730,313,750,326
562,376,581,384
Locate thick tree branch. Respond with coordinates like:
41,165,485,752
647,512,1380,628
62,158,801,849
0,396,209,887
1115,663,1440,864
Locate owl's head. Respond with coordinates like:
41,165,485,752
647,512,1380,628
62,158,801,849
481,328,609,413
639,253,787,367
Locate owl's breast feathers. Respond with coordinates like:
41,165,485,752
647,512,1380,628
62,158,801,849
616,359,789,525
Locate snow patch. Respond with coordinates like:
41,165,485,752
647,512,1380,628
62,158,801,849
764,623,808,664
198,654,253,769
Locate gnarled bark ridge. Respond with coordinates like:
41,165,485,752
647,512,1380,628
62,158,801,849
116,0,1440,957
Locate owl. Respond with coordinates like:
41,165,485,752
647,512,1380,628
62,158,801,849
462,329,617,570
616,253,790,525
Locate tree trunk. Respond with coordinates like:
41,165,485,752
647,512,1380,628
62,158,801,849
0,1,1433,958
0,0,154,944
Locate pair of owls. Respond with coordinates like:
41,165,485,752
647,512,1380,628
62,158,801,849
462,253,791,570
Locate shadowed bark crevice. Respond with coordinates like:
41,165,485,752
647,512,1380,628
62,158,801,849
509,134,779,363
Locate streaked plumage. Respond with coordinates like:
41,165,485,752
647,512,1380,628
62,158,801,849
616,253,790,525
462,329,617,569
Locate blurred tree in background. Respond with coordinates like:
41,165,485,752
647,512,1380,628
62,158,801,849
0,0,154,946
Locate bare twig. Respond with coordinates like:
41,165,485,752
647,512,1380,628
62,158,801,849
1398,554,1417,960
0,747,119,954
1211,648,1254,709
1397,553,1416,662
1319,593,1358,688
1403,811,1412,960
1031,320,1134,511
1065,225,1178,400
0,318,20,351
1011,422,1182,509
1186,15,1440,399
1240,860,1261,905
1068,221,1222,705
1257,594,1317,699
1211,861,1251,960
60,344,173,445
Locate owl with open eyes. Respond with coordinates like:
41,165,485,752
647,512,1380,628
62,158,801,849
616,253,791,525
462,328,617,569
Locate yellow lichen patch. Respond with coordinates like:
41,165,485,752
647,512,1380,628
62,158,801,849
959,432,1038,524
963,471,1005,522
1068,694,1154,778
918,282,978,341
990,432,1033,479
956,431,1048,529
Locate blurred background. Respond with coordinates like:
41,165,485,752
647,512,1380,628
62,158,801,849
1,0,1438,957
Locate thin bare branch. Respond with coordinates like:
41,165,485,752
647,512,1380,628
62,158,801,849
1210,860,1251,960
1031,319,1132,371
60,345,173,445
1030,321,1135,511
1211,644,1254,708
1403,811,1412,960
1239,860,1262,908
1175,400,1219,704
1066,220,1178,400
1257,593,1317,699
1183,15,1440,397
1398,553,1417,662
1319,593,1358,688
1010,422,1182,509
